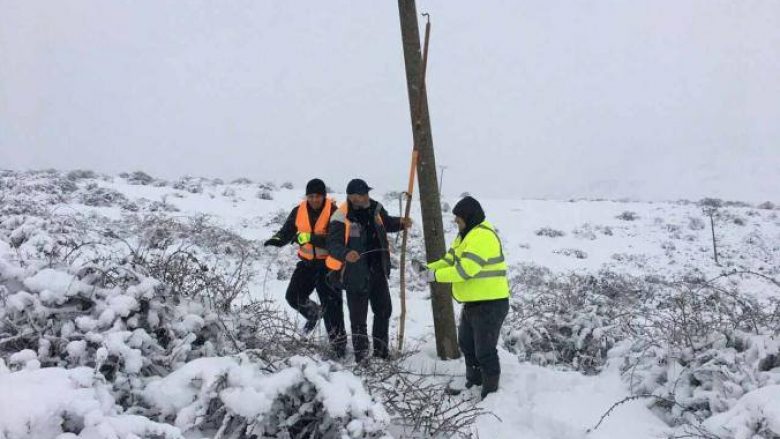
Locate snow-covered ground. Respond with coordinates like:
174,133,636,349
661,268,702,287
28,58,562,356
1,170,778,438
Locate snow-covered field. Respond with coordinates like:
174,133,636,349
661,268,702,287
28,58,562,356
1,169,778,438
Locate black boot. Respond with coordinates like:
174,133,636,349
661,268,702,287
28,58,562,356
352,332,369,364
300,301,322,334
481,375,499,400
465,366,483,389
372,336,390,359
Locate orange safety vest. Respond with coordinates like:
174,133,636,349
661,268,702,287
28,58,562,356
295,198,334,260
325,202,384,271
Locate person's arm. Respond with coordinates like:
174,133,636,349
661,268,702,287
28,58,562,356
432,230,499,283
264,207,298,247
377,203,404,233
427,248,457,271
326,209,349,262
309,233,328,248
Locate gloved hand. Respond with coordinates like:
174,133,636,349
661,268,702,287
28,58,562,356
345,250,361,263
411,259,427,273
296,232,311,245
263,237,284,247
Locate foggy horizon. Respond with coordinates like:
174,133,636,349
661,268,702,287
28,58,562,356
2,1,778,202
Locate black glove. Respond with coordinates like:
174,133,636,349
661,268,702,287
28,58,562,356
411,259,428,273
411,259,437,283
263,237,284,247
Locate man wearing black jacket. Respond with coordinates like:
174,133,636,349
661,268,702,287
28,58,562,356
325,178,410,362
264,178,346,357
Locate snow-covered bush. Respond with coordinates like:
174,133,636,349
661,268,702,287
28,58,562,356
108,214,262,311
0,262,226,401
257,190,274,200
503,267,642,374
67,169,98,181
535,227,566,238
172,176,204,194
137,198,180,213
701,384,780,438
258,181,277,192
699,198,724,211
616,211,639,221
572,223,613,237
126,171,155,186
0,180,399,438
610,252,650,268
355,351,486,438
573,224,598,240
0,263,392,437
79,184,130,207
0,171,74,207
143,355,391,438
265,209,289,227
507,262,780,432
689,216,706,231
618,272,780,426
553,248,588,259
0,366,183,439
621,332,780,427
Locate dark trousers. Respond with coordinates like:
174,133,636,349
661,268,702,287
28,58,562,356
345,269,392,361
286,260,346,352
458,298,509,379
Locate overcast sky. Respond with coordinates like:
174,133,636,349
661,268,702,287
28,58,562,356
1,1,778,202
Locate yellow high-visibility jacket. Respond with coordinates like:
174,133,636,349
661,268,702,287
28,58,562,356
427,220,510,303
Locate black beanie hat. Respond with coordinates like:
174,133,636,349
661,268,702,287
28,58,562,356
305,178,327,196
452,196,486,237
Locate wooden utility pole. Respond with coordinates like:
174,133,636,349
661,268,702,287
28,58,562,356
397,0,460,359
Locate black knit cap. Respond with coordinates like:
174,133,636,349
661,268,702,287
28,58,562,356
346,178,372,195
305,178,327,196
452,196,486,237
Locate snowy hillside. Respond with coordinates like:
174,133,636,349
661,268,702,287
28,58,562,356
1,169,778,438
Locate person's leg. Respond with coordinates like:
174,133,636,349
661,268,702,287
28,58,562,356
471,299,509,399
346,287,370,363
315,267,346,357
285,261,320,330
369,273,392,358
457,306,482,387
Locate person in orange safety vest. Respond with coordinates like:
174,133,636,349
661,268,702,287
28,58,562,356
325,178,410,362
264,178,346,357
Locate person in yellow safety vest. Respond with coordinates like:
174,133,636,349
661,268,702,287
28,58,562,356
263,178,347,358
424,196,509,400
325,178,411,363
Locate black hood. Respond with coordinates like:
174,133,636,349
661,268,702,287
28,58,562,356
452,196,485,238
